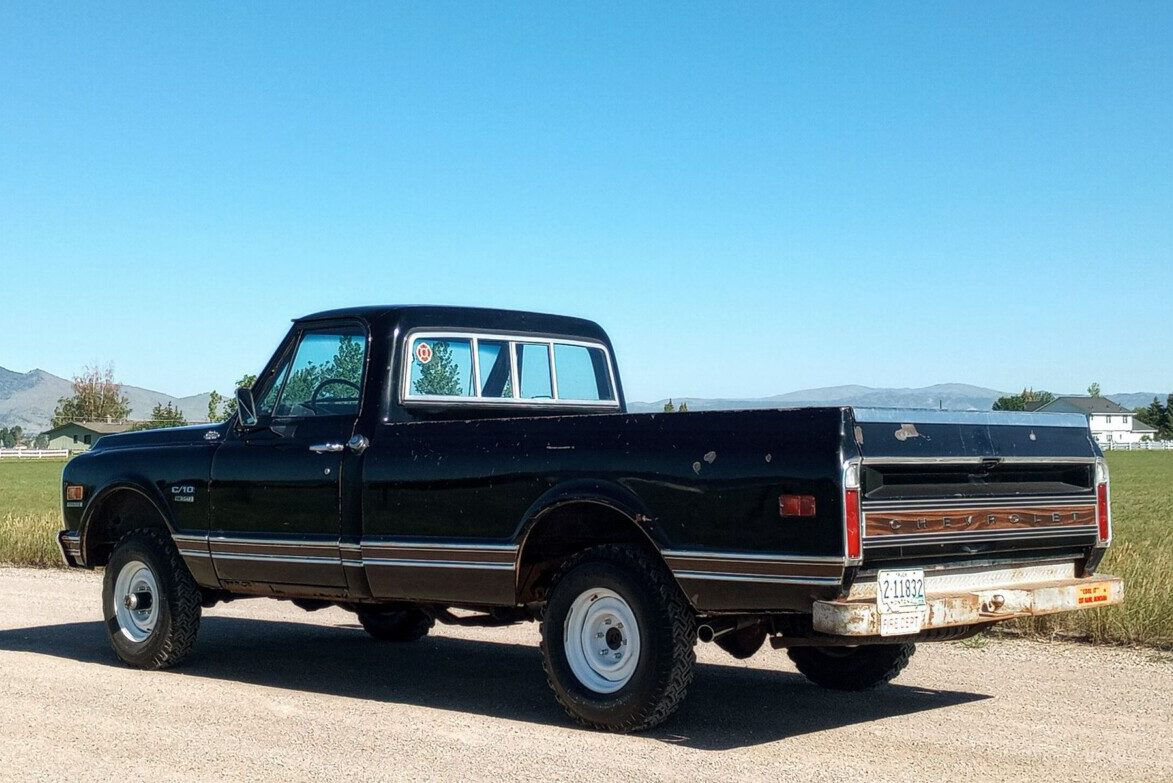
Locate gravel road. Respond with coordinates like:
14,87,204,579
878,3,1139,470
1,567,1169,782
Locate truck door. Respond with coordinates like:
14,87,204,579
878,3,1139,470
209,321,368,589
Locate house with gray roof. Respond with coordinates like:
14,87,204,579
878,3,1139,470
1028,396,1156,445
41,420,139,452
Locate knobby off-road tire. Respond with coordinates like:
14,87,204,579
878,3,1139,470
540,545,696,732
357,609,434,642
102,528,202,669
787,643,915,691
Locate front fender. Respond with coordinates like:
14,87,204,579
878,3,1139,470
78,478,176,567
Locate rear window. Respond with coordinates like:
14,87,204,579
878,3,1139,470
404,332,616,406
554,343,614,401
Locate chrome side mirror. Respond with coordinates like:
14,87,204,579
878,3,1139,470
236,387,259,429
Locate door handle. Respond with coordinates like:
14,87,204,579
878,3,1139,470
309,442,344,453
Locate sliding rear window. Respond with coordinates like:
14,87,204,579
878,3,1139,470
404,332,616,406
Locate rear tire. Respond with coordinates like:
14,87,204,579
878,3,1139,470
540,545,696,732
102,528,201,669
787,643,915,691
357,608,434,642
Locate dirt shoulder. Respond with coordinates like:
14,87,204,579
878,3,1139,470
1,567,1170,782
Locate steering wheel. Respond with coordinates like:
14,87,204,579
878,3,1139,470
309,378,360,406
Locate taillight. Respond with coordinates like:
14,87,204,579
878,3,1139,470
1095,458,1111,546
845,488,862,559
844,461,862,561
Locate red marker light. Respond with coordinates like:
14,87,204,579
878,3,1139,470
65,485,84,502
779,494,817,517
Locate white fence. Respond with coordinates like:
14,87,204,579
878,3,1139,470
1099,441,1173,451
0,449,70,459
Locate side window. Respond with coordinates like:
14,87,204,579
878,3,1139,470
477,339,513,398
554,344,614,401
272,327,367,417
515,343,553,399
409,337,474,397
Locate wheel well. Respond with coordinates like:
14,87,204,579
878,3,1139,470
84,489,170,567
516,502,665,604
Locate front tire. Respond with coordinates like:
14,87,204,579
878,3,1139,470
787,643,915,691
540,545,696,732
102,528,201,669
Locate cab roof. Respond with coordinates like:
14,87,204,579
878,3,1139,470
295,305,611,344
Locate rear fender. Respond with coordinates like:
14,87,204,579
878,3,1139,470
513,479,661,549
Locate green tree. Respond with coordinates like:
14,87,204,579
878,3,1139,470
33,433,49,449
663,399,675,412
8,426,22,446
209,374,258,422
677,401,688,412
207,390,224,422
413,341,462,396
0,427,9,448
1137,395,1173,440
134,402,188,430
1087,382,1102,397
992,388,1055,411
52,365,131,426
1166,394,1173,440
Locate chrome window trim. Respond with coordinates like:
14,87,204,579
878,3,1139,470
401,329,619,408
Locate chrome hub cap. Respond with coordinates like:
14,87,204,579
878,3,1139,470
563,588,641,694
113,560,159,643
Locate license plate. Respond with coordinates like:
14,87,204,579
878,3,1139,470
877,569,926,635
877,569,926,614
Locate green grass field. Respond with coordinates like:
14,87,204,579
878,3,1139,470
1,453,1169,647
0,458,68,567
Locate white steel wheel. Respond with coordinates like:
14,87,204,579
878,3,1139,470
563,587,642,694
112,559,160,643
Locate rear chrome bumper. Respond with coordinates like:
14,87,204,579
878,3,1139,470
57,530,82,568
813,566,1123,637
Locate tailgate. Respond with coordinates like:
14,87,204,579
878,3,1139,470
848,408,1102,567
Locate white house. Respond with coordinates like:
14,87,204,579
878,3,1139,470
1028,396,1157,445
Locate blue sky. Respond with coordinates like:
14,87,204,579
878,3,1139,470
1,3,1169,402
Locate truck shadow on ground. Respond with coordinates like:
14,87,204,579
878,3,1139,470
0,616,990,751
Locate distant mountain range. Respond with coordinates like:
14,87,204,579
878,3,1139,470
0,365,1164,434
0,366,212,433
627,384,1166,414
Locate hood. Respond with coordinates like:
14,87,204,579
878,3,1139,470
93,422,227,450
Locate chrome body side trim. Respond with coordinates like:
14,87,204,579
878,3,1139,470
673,571,842,586
660,549,845,564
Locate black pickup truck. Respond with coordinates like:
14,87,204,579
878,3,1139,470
58,306,1122,731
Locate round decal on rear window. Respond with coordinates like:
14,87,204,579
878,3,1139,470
415,342,433,364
